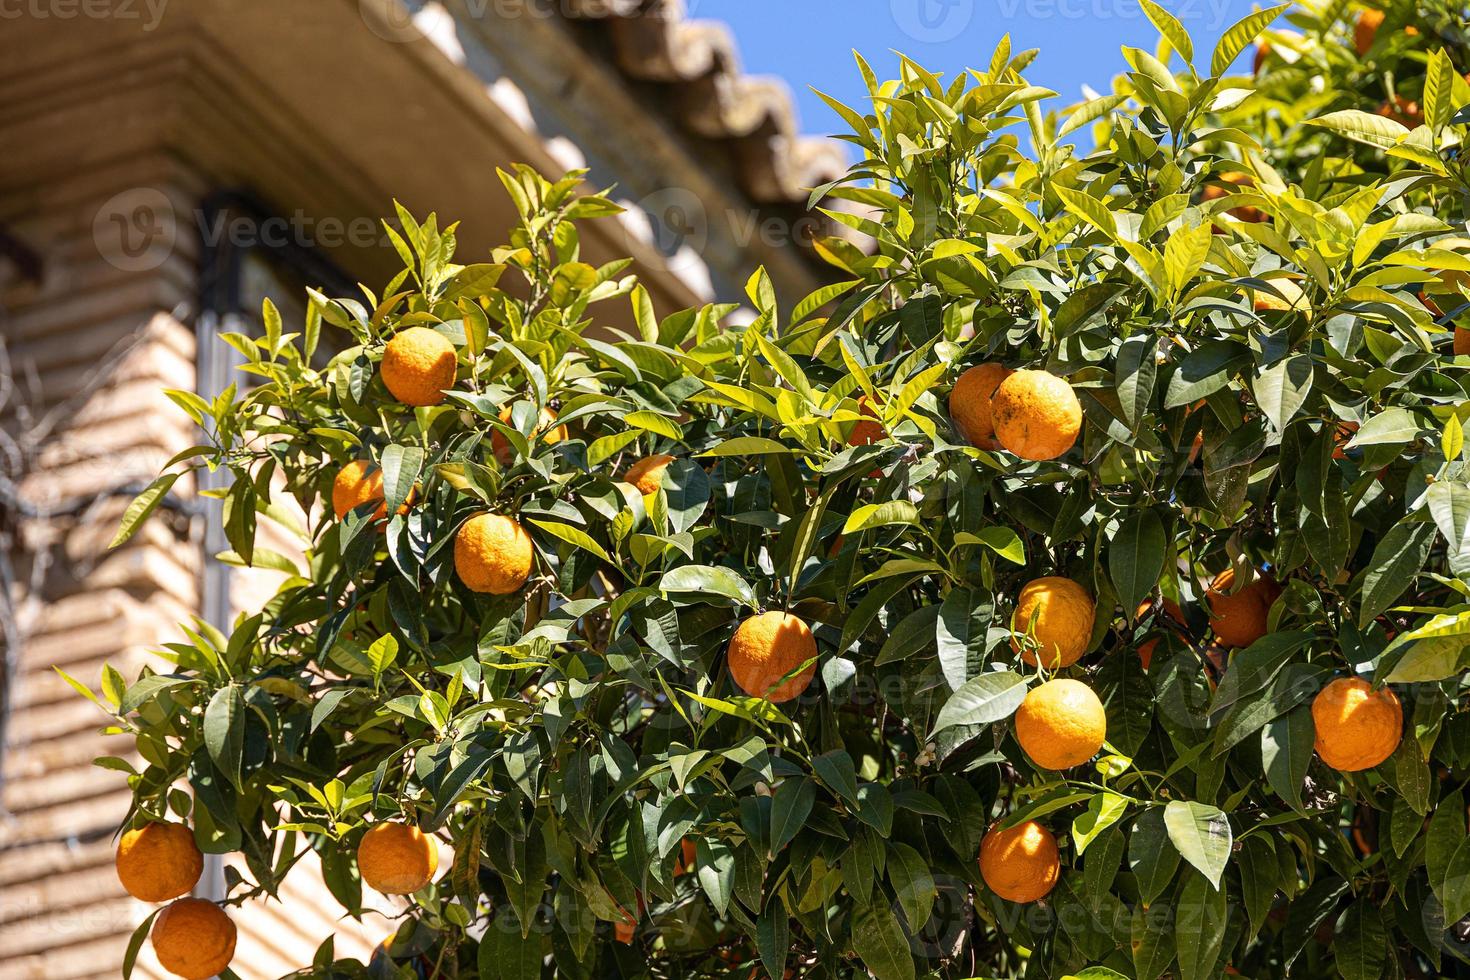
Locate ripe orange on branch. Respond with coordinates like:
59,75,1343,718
1312,677,1403,772
381,327,457,406
115,820,203,903
1206,568,1280,648
358,821,440,894
1136,598,1186,671
151,898,236,980
1014,679,1106,770
990,369,1083,460
454,513,535,594
978,820,1060,904
623,453,676,495
727,611,817,703
845,394,885,447
331,459,414,521
1011,577,1096,667
949,362,1011,449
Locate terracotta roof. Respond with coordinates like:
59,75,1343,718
557,0,849,207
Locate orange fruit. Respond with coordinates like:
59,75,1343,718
1014,679,1107,770
1312,677,1403,771
727,611,817,703
623,453,676,495
1252,39,1271,74
358,821,439,894
613,896,644,944
1377,95,1422,128
1355,7,1384,55
847,394,885,447
1011,577,1096,668
454,513,535,594
381,327,456,406
1252,279,1309,317
1456,329,1470,356
1332,421,1359,460
978,821,1060,904
949,363,1012,450
115,821,203,903
1136,598,1186,671
331,459,415,522
151,898,236,980
491,405,566,465
1206,569,1280,648
1202,172,1266,224
990,369,1083,461
674,838,697,877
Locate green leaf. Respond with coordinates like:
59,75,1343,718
367,634,398,684
1384,636,1469,684
1055,185,1118,241
528,519,612,564
664,458,711,536
1138,0,1193,63
1163,801,1232,889
1109,510,1166,616
1424,47,1456,131
812,750,859,805
1335,900,1388,980
699,437,797,457
1210,5,1289,77
770,777,815,857
1358,518,1435,627
658,564,757,609
379,444,424,518
204,684,246,791
1261,705,1313,812
1175,870,1227,980
849,902,916,980
932,671,1027,734
936,587,993,691
887,842,937,933
1347,407,1423,449
109,472,181,548
477,910,544,980
1308,109,1412,151
1130,807,1182,905
1253,354,1313,431
624,410,683,441
843,500,919,534
756,905,791,979
1164,342,1249,408
953,527,1026,564
1073,792,1129,855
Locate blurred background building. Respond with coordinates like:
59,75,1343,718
0,1,842,976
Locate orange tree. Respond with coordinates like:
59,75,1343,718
75,2,1470,977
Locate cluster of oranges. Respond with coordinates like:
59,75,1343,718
114,822,233,979
117,818,440,977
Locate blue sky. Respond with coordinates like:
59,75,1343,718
700,0,1276,145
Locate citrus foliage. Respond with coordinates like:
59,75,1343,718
79,1,1470,977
